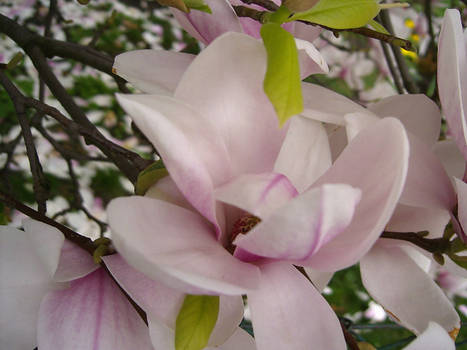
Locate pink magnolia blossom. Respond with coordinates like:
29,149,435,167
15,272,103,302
1,219,251,350
1,219,154,350
296,83,461,335
438,9,467,243
110,32,410,350
171,0,328,78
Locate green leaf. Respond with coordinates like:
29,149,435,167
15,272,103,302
289,0,380,29
448,253,467,270
7,52,24,70
283,0,320,12
260,23,303,126
134,160,169,195
267,5,292,24
175,295,220,350
368,19,389,34
184,0,212,13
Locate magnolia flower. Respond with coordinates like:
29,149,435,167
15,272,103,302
438,9,467,243
296,81,461,336
1,219,251,350
171,0,328,79
1,219,155,350
110,32,409,350
172,0,321,44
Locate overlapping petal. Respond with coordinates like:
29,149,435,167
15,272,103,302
0,221,64,350
247,262,346,350
274,116,332,193
233,183,361,261
172,0,243,45
438,9,467,159
175,33,286,176
215,173,298,219
403,322,455,350
360,242,460,335
368,94,441,145
54,240,98,282
104,254,245,348
116,93,231,233
306,118,409,271
107,196,260,295
37,269,154,350
113,50,194,94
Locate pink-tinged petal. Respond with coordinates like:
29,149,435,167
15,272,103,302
108,196,260,295
54,240,98,282
208,296,245,347
235,184,361,261
454,178,467,242
307,118,409,271
37,269,153,350
175,33,286,176
433,140,465,181
172,0,243,45
248,262,346,350
22,219,65,279
116,93,232,234
145,176,194,212
344,112,380,141
209,328,256,350
303,268,334,292
292,21,321,42
438,9,467,159
1,222,64,349
104,254,244,346
360,243,460,335
403,322,455,350
148,316,174,349
113,50,194,94
368,94,441,145
295,39,329,78
387,204,450,239
103,254,184,326
215,173,298,219
400,133,456,211
301,83,372,125
274,116,332,193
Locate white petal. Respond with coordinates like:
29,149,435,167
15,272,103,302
274,116,332,193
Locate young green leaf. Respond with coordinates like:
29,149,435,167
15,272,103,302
175,295,220,350
368,19,389,34
289,0,380,29
184,0,212,14
283,0,320,12
134,160,169,195
261,23,303,126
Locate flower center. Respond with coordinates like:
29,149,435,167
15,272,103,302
227,214,261,254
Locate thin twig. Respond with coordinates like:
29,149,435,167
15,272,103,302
380,41,404,94
232,6,414,51
0,190,96,255
381,231,450,254
378,12,419,93
340,319,360,350
240,0,279,11
0,70,49,214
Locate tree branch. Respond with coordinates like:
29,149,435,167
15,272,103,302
0,71,49,214
0,16,153,181
381,231,450,254
232,6,415,51
378,12,419,93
